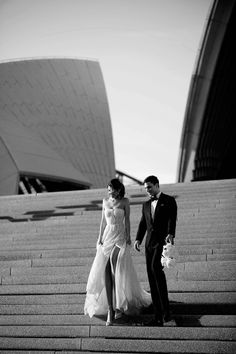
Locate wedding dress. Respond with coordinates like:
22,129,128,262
84,206,152,318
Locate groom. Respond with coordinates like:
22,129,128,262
134,175,177,326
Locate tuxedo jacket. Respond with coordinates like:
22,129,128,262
136,192,177,249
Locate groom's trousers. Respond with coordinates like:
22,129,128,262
145,244,170,321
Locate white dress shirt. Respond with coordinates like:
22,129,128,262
151,191,161,219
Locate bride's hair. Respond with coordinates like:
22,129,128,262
107,178,125,199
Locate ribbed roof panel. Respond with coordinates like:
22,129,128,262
0,57,116,193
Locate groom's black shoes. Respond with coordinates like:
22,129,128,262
145,318,164,327
164,313,172,322
145,312,172,326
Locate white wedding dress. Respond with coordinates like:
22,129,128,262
84,207,152,318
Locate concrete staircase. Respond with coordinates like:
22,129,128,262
0,179,235,353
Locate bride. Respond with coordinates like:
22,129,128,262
84,178,152,325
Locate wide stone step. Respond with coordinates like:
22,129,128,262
0,207,234,221
0,283,85,295
1,203,235,215
1,228,235,239
1,208,232,222
207,253,236,261
0,336,234,353
6,260,235,276
0,298,235,315
0,294,84,305
2,225,235,237
1,227,235,241
0,337,81,351
0,325,235,341
0,292,235,306
177,268,236,281
2,266,236,284
1,224,235,238
0,202,236,213
0,241,235,256
184,260,236,269
0,338,236,354
1,233,235,245
0,241,98,251
1,232,234,245
1,231,235,243
92,325,236,341
1,211,235,225
1,253,235,270
0,350,54,354
0,303,84,315
0,252,234,269
0,280,235,295
2,264,236,283
5,223,234,234
0,246,234,264
80,337,236,354
1,234,235,248
0,314,235,327
0,240,235,254
2,202,235,213
178,246,236,255
0,325,89,338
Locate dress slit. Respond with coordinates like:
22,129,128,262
84,207,152,318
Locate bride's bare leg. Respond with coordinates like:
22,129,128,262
105,258,113,325
105,246,120,325
111,246,122,319
105,258,113,309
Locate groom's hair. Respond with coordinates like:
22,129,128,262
108,178,125,198
144,175,159,186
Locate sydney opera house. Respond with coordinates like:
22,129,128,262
0,58,116,195
177,0,235,182
0,0,235,196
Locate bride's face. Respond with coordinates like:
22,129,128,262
107,186,119,199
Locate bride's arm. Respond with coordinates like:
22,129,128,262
124,198,131,245
97,199,106,245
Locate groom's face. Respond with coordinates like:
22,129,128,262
144,182,159,198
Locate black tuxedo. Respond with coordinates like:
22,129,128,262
136,192,177,321
136,192,177,248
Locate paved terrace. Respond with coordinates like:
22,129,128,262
0,179,235,353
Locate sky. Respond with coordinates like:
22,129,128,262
0,0,212,183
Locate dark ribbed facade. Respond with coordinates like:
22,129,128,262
177,0,236,182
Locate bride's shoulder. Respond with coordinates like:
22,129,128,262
102,198,109,206
122,197,130,205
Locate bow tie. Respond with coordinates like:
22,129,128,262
150,195,158,201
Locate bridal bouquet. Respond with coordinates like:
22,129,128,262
161,243,176,268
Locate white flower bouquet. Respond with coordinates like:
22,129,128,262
161,243,176,268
